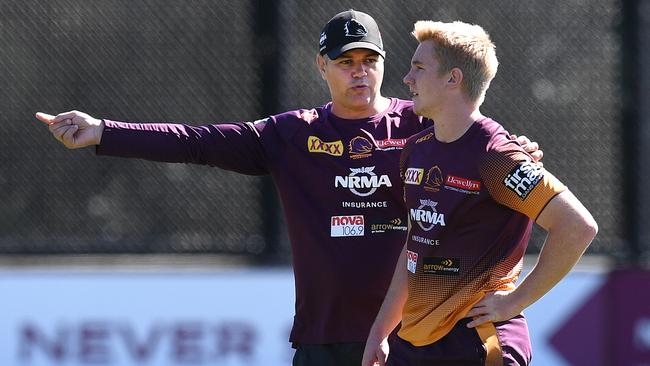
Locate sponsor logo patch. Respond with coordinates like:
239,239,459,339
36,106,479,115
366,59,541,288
370,218,407,234
342,201,388,209
504,160,543,199
335,166,392,197
445,175,481,194
308,136,343,156
411,235,440,246
376,138,407,150
422,257,460,275
404,168,424,185
349,136,374,159
416,132,434,144
319,32,327,48
330,215,365,237
407,250,418,273
410,199,446,231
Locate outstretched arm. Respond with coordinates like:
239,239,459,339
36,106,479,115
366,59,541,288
34,110,270,174
35,111,104,149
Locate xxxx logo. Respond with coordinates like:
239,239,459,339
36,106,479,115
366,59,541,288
404,168,424,185
308,136,343,156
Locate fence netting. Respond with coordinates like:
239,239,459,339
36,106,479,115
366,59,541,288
0,0,625,262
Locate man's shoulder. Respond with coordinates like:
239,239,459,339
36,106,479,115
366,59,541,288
405,124,436,147
272,106,326,124
258,105,330,138
477,117,507,135
475,117,515,151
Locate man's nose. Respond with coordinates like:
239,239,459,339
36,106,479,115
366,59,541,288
352,63,368,77
403,71,413,85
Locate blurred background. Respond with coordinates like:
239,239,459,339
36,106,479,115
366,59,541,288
0,0,648,365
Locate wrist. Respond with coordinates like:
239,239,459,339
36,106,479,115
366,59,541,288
95,119,105,145
507,286,534,314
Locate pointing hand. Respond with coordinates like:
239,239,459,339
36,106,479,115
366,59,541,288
35,110,104,149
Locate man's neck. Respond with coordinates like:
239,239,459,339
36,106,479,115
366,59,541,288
330,96,391,120
431,106,483,143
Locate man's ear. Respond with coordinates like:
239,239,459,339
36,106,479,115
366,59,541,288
316,53,327,80
448,68,463,86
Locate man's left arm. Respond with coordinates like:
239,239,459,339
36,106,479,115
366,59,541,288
466,189,598,327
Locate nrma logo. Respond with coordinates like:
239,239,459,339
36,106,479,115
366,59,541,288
410,199,446,231
335,166,392,197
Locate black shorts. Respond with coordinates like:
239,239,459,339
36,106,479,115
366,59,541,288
292,342,365,366
387,316,532,366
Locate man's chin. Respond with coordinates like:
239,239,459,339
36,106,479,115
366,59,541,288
347,96,373,107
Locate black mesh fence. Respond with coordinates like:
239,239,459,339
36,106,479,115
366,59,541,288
0,0,628,262
277,0,624,260
1,0,267,257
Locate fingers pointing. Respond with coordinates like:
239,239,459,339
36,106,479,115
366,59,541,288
35,111,83,124
53,111,82,123
35,112,56,125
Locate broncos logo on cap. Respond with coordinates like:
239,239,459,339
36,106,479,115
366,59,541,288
344,19,368,38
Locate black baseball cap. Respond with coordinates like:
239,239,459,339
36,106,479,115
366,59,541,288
319,9,386,60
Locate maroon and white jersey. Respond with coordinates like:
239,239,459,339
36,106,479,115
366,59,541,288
96,98,431,343
397,117,566,346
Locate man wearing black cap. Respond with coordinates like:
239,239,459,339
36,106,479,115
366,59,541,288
319,10,386,59
35,9,541,366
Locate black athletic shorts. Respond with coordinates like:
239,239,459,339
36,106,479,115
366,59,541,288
387,316,531,366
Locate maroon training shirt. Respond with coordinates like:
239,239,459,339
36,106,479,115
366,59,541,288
96,98,432,344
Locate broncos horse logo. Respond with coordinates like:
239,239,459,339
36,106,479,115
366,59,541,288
344,19,368,38
349,136,373,159
424,166,443,192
